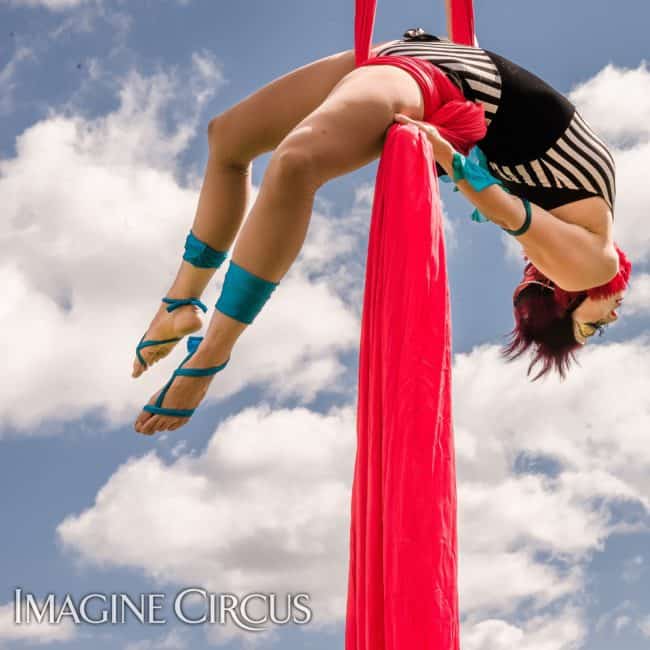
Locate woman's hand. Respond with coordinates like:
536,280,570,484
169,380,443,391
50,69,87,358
393,113,455,169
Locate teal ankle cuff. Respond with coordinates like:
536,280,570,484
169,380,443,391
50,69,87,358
183,230,228,269
215,261,279,324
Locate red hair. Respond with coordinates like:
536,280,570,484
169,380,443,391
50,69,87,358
502,244,632,381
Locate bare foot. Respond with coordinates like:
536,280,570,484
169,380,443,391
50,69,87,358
132,302,204,378
134,341,231,435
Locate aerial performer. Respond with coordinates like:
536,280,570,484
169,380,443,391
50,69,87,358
131,15,631,438
129,3,633,648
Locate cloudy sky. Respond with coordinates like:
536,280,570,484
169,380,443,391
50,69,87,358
1,0,649,648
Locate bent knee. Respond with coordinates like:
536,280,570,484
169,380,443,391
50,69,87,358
206,114,252,168
269,145,319,186
207,115,225,146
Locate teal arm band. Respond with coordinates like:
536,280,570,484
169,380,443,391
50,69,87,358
215,261,279,324
183,230,228,268
502,197,533,236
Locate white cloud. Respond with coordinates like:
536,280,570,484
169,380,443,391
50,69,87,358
622,554,645,583
570,62,650,147
3,0,98,10
624,272,650,316
640,613,650,637
125,629,188,650
606,141,650,262
58,404,357,644
0,600,75,644
614,615,632,633
501,228,524,264
593,600,643,637
569,63,650,263
462,607,586,650
0,50,365,433
0,46,36,116
47,2,132,43
57,336,650,647
455,339,650,500
0,2,133,117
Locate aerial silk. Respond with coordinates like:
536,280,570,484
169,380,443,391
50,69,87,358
345,2,482,649
445,0,477,46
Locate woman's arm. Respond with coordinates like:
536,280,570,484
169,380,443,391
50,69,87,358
436,145,618,292
393,114,619,292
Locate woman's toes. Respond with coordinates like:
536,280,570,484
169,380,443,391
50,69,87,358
134,349,158,376
132,342,175,378
134,412,152,434
135,397,162,431
158,416,184,432
132,359,145,379
141,415,161,435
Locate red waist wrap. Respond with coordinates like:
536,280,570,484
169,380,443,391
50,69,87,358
360,53,486,152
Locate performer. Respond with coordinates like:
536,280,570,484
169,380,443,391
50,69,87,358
132,27,630,434
383,28,630,379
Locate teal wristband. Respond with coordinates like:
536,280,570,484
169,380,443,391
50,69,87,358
440,147,505,225
451,151,503,192
502,198,532,236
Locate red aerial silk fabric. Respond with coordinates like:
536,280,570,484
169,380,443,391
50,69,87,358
354,0,477,62
445,0,477,46
353,0,376,66
345,2,481,649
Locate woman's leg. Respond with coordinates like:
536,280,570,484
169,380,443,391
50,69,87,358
132,41,398,377
135,62,426,434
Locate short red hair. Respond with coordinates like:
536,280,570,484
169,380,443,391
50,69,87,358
502,283,584,380
502,244,632,381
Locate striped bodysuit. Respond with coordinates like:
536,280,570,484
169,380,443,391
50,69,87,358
375,28,616,214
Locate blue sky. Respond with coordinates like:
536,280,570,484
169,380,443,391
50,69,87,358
1,1,649,649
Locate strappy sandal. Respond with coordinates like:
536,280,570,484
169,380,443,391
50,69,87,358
143,336,229,419
135,297,208,370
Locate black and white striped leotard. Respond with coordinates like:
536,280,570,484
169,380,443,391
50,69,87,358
374,29,616,214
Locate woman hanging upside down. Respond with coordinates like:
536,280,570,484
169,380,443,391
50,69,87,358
132,27,631,435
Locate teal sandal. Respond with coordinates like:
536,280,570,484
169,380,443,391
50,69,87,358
135,297,208,370
143,335,229,418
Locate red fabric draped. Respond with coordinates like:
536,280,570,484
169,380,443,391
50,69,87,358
346,2,480,649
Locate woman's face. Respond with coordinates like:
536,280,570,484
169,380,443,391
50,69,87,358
571,290,625,341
